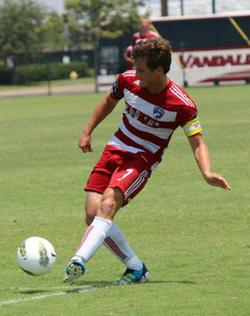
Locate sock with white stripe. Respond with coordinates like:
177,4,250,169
76,216,112,262
104,223,143,271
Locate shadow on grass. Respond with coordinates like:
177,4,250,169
18,289,52,294
17,287,94,295
17,279,195,295
148,280,196,285
76,279,196,288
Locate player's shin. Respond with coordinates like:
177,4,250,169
75,216,112,261
104,223,143,271
64,216,112,284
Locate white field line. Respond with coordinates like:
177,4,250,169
0,286,95,307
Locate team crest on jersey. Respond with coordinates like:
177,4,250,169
153,107,165,119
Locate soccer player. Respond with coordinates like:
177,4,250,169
123,17,160,70
132,17,160,46
64,38,231,285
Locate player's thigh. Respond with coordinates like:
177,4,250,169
109,158,151,206
84,147,114,194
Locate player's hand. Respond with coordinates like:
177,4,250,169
78,134,93,153
204,172,231,190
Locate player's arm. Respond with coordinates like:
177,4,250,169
123,46,134,67
78,94,119,153
123,51,134,66
182,113,231,190
188,133,231,190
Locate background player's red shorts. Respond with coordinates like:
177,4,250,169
84,146,152,206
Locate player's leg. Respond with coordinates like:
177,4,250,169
75,187,123,260
104,223,143,270
70,150,149,272
64,148,113,284
84,191,145,273
106,156,151,284
64,187,123,284
82,190,143,271
85,184,150,285
64,191,101,284
65,149,150,284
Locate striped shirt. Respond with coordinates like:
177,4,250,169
108,70,199,167
132,31,160,46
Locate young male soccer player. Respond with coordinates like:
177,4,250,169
123,17,160,70
64,37,231,285
132,17,160,46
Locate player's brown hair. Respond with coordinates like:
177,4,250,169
132,37,172,74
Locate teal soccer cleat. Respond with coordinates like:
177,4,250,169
114,263,149,285
64,256,85,285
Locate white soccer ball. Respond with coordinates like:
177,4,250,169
17,237,56,276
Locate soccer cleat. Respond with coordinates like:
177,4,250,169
114,263,150,285
64,256,86,285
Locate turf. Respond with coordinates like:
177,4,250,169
0,85,250,315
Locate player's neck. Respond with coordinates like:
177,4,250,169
147,77,168,95
140,29,149,36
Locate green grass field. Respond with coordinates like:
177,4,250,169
0,85,250,315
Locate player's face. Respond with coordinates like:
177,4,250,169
134,58,163,89
140,18,150,33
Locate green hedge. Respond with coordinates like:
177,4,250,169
14,61,92,84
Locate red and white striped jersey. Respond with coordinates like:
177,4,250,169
108,70,199,168
132,31,160,46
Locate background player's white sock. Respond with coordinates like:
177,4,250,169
104,223,143,271
76,216,112,262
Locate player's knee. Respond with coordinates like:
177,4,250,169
99,197,116,218
97,188,123,219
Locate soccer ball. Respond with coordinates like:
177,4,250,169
17,237,56,276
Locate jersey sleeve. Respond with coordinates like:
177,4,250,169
110,74,125,100
148,31,160,38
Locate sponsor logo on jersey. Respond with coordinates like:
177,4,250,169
153,107,165,119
